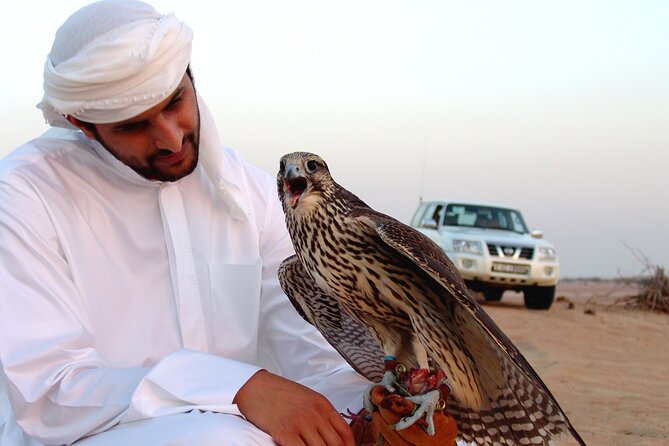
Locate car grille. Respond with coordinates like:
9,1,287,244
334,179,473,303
486,243,534,259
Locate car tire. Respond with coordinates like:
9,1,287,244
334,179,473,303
523,286,555,310
483,288,504,302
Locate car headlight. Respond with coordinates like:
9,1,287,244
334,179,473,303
452,239,482,255
537,246,557,261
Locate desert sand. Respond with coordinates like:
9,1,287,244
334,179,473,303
476,281,669,446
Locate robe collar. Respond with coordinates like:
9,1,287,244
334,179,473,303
83,96,250,221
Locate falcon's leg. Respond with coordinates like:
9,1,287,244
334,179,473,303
394,389,441,435
363,357,399,412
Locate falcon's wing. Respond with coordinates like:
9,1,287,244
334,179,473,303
278,255,385,382
352,209,585,446
354,210,540,386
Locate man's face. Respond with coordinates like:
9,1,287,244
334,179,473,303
81,74,200,182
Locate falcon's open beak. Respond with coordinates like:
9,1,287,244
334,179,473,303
283,165,308,209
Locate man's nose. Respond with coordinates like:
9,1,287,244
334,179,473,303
151,114,183,152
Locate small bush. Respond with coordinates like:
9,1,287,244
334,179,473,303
615,243,669,313
636,265,669,312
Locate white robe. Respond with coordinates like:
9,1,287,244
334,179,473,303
0,128,368,445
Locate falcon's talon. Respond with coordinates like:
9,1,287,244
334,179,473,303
393,389,441,436
381,370,397,393
364,370,397,412
363,384,375,413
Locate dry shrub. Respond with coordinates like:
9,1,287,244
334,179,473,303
634,265,669,312
616,243,669,313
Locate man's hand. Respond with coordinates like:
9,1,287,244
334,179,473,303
233,369,355,446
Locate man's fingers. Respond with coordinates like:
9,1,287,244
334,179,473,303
300,428,328,446
315,424,346,446
275,434,308,446
328,413,355,446
300,407,350,446
234,370,356,446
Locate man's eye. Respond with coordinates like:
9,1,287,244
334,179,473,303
166,96,182,110
115,122,144,133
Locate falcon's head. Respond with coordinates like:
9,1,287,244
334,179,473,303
277,152,333,212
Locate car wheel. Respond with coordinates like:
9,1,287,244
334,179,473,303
523,286,555,310
483,288,504,302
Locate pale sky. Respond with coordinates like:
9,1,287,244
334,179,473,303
1,0,667,278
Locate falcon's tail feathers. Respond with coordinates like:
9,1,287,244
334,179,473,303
448,353,586,445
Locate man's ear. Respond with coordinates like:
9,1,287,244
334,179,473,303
66,115,97,140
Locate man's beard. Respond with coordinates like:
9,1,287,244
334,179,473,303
93,126,200,182
137,132,200,182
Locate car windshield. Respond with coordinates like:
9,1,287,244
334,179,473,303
442,204,529,233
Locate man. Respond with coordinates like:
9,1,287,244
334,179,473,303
0,1,369,444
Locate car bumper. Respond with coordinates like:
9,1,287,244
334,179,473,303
446,252,560,287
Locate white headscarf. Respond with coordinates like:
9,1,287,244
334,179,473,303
38,0,249,221
39,0,192,128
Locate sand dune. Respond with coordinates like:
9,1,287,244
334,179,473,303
478,281,669,446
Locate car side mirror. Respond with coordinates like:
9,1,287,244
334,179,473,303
530,229,544,239
421,218,438,229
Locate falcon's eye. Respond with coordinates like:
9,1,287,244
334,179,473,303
305,160,319,173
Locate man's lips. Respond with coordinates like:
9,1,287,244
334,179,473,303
154,144,189,166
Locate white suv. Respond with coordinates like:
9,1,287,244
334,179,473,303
411,201,559,309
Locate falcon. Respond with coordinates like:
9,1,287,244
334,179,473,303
277,152,585,446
